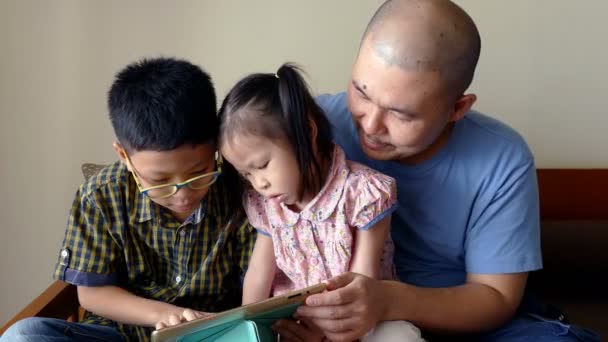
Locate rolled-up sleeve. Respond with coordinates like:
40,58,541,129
54,187,122,286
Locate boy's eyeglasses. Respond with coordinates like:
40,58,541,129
124,153,222,199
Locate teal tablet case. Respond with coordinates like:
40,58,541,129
175,302,300,342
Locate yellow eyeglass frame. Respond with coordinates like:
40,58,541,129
124,153,222,199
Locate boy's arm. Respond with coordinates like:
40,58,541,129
242,234,277,305
349,216,391,279
77,285,206,328
59,187,208,329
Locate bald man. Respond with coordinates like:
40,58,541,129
272,1,600,341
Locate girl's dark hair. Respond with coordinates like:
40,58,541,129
218,63,333,201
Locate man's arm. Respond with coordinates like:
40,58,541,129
296,271,527,341
384,272,527,332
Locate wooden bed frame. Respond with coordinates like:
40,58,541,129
537,169,607,220
1,168,606,334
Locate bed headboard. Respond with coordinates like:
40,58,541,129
536,169,608,220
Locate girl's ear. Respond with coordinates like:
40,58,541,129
309,117,318,144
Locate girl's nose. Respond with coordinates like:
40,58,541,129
253,175,270,191
258,180,270,190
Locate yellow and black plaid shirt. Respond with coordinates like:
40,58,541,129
54,161,255,341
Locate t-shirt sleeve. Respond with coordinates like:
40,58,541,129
345,166,398,231
53,187,123,286
243,190,271,236
465,158,542,274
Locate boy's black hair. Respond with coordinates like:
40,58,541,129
218,63,333,200
108,57,218,152
108,57,244,217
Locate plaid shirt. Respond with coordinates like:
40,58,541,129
54,161,255,341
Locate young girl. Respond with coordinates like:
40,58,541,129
218,64,424,341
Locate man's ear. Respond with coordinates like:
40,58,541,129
113,142,130,170
449,93,477,122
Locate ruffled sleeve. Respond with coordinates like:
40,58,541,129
243,190,272,236
344,163,398,230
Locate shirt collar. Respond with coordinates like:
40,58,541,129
180,202,206,226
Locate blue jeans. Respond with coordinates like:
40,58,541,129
475,313,601,342
0,317,125,342
424,294,601,342
424,314,600,342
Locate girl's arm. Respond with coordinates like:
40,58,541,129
242,233,277,304
349,216,391,279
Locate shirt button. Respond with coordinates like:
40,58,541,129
175,275,182,284
179,230,186,237
60,250,68,258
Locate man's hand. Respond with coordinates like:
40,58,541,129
295,272,387,342
272,317,325,342
155,308,210,330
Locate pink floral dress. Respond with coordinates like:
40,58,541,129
245,145,397,295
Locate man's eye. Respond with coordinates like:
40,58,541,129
394,112,414,122
356,89,369,100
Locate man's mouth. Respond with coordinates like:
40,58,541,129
360,133,391,151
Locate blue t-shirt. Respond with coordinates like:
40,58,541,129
317,93,542,288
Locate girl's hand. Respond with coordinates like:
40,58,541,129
155,308,210,330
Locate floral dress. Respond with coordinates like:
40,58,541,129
245,145,397,294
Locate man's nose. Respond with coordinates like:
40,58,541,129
360,106,385,135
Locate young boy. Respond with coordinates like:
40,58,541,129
1,57,255,341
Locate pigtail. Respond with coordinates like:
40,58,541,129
275,63,334,195
275,64,322,193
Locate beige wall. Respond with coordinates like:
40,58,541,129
1,0,606,325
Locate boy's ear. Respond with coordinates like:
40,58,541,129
113,142,130,169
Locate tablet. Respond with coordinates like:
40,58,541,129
151,283,326,342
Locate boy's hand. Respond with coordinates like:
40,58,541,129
155,308,210,330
